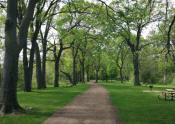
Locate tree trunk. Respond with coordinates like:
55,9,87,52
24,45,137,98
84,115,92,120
42,41,47,88
23,39,36,92
41,21,51,88
73,56,76,85
75,70,80,84
54,59,59,87
35,42,44,89
54,47,62,87
0,0,23,114
95,70,99,83
23,42,31,92
0,65,1,88
28,40,35,88
119,67,124,83
0,51,24,114
82,60,85,83
0,0,37,115
79,70,82,82
28,21,43,89
86,68,90,82
23,20,41,91
105,73,108,82
133,52,140,86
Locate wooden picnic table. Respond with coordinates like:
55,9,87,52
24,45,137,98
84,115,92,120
162,89,175,101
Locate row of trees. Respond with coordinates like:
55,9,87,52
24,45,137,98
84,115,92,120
0,0,175,115
0,0,109,114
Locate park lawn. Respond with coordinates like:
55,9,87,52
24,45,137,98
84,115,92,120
100,81,175,124
0,83,89,124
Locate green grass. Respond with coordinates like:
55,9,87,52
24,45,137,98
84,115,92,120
0,83,89,124
99,81,175,124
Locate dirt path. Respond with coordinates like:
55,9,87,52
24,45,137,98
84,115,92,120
42,81,121,124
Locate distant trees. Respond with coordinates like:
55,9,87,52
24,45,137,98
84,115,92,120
56,0,105,84
145,1,175,85
115,42,129,83
98,0,163,85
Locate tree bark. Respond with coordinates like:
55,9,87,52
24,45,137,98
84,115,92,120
81,59,85,83
23,42,31,92
53,39,72,87
0,0,23,114
80,49,85,83
0,0,37,115
41,18,52,88
72,43,78,85
75,71,77,82
27,0,55,89
54,59,59,87
35,42,43,89
133,52,140,86
53,43,62,87
23,21,41,91
105,73,108,82
28,40,36,88
18,0,38,51
42,41,47,88
95,70,99,83
0,51,23,114
79,70,82,82
86,67,90,82
119,67,124,83
73,55,76,85
23,36,37,92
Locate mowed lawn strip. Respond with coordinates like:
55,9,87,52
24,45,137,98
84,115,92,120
0,83,89,124
100,81,175,124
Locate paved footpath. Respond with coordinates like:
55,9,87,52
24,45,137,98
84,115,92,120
42,81,121,124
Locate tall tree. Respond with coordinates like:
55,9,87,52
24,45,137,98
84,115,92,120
0,0,37,114
23,0,58,90
52,39,72,87
115,42,129,83
100,0,163,85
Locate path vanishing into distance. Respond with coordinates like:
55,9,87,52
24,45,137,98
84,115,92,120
42,81,121,124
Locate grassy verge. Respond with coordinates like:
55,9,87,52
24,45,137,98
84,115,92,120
0,83,89,124
100,81,175,124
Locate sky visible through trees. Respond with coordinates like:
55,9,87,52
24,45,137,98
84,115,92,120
0,0,175,118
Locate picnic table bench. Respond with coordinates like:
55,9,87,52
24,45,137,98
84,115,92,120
161,89,175,101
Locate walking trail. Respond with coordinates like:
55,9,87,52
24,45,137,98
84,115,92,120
42,81,121,124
